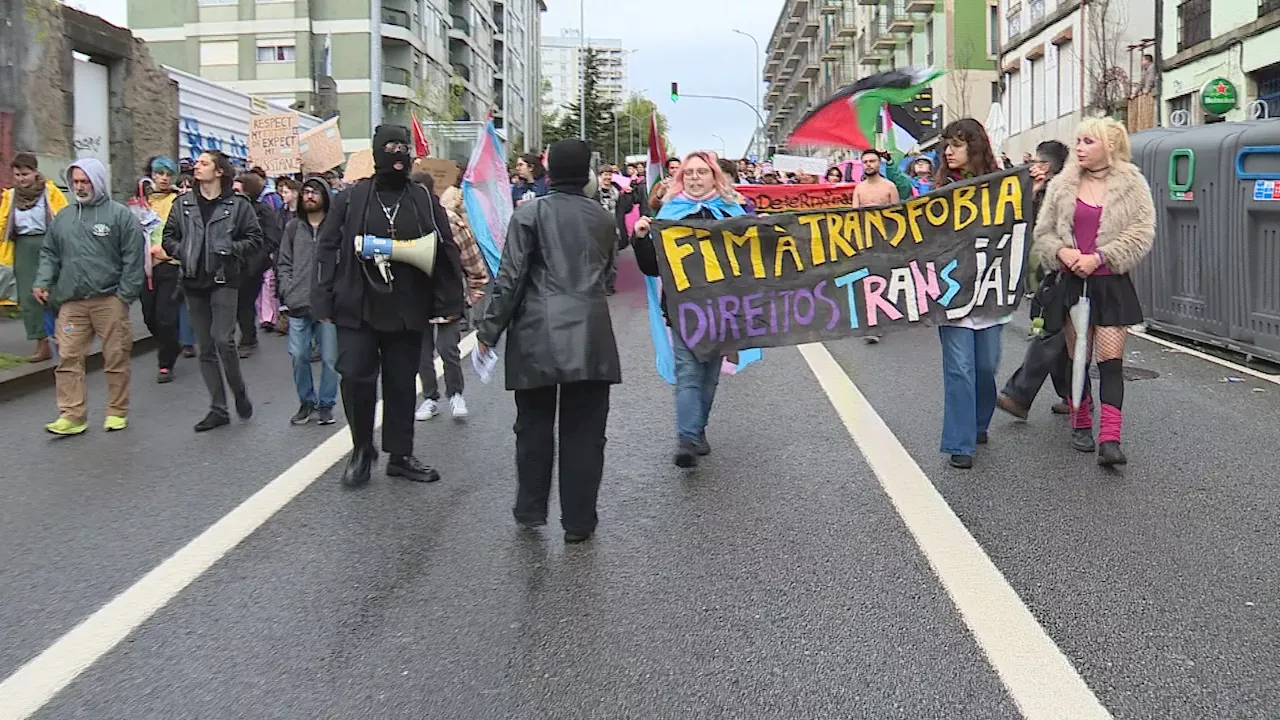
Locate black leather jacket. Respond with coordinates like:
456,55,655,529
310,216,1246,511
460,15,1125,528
477,188,622,390
162,189,263,291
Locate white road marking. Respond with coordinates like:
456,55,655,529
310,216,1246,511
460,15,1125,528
0,332,477,720
798,342,1112,720
1129,327,1280,386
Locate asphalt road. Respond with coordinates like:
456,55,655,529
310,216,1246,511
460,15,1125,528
2,262,1278,719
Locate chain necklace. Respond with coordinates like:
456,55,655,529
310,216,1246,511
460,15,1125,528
376,187,408,236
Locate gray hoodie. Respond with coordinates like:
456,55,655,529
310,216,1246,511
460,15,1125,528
34,158,145,306
276,176,331,314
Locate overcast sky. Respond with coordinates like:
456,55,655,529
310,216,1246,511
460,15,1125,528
73,0,775,157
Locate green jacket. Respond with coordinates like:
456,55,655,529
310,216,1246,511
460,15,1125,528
34,159,145,306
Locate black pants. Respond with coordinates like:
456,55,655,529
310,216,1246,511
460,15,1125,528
513,381,611,535
336,325,423,457
187,287,248,418
1002,328,1070,409
237,267,266,347
141,263,183,370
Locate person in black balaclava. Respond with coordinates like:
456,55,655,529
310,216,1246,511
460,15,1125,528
314,125,465,487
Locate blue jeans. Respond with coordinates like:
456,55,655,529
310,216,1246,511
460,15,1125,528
939,324,1003,456
288,315,338,408
178,301,195,346
672,332,720,443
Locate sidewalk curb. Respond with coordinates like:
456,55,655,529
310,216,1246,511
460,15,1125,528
0,330,156,402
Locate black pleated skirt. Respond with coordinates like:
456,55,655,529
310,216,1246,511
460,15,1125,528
1063,273,1144,328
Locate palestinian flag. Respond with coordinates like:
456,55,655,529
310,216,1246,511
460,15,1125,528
646,111,665,193
788,67,944,150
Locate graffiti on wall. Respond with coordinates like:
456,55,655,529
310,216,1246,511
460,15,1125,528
181,116,251,165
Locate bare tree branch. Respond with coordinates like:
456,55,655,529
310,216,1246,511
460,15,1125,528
1085,0,1129,116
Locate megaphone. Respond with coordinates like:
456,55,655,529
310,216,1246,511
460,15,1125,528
354,232,438,287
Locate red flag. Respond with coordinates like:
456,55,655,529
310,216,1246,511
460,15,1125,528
410,110,429,158
646,111,665,193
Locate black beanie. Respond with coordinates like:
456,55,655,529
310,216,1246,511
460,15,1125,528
547,138,591,190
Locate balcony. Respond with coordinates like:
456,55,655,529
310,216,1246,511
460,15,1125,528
382,7,410,28
1177,0,1211,51
857,0,880,6
1265,0,1280,15
886,0,915,33
872,15,895,49
383,65,411,86
905,0,935,10
802,51,821,78
451,63,471,82
802,9,821,36
450,14,471,35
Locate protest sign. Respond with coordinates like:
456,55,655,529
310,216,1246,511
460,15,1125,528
299,118,345,173
771,154,828,176
736,183,857,213
651,168,1034,362
412,158,460,189
248,113,300,174
343,149,374,183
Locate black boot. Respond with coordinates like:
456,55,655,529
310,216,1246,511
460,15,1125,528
1071,428,1096,453
387,455,441,483
674,439,698,468
1097,441,1127,467
342,444,377,487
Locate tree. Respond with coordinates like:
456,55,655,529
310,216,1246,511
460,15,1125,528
543,48,619,160
1086,0,1130,118
611,94,675,164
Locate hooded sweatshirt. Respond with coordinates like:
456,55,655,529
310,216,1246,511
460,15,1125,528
34,158,146,307
276,176,332,313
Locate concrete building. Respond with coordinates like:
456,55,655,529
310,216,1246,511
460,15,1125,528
129,0,543,153
541,30,628,112
1160,0,1280,126
762,0,997,159
995,0,1155,159
0,2,178,196
492,0,547,151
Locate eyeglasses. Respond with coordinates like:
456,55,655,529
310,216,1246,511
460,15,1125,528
382,142,410,154
682,168,712,178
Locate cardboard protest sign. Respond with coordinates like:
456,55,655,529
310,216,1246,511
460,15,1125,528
771,154,828,176
735,183,857,213
412,158,460,189
299,118,345,173
652,168,1034,362
248,113,300,174
343,149,374,183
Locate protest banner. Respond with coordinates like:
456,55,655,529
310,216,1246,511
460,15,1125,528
299,118,345,173
413,158,460,189
248,113,300,174
771,154,828,176
735,183,857,213
651,168,1034,362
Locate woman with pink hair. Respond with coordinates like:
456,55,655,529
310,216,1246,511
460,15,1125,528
632,150,747,469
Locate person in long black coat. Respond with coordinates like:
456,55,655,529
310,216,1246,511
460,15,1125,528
476,138,622,544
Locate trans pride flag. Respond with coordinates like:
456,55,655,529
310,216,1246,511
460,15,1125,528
462,119,513,276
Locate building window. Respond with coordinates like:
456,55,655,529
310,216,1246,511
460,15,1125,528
1030,56,1045,124
199,40,239,66
1006,12,1022,40
1169,93,1193,125
199,0,236,4
1264,0,1280,16
256,44,296,63
1057,41,1076,113
1177,0,1211,52
926,18,935,65
1030,0,1045,23
1007,70,1021,133
988,4,1000,55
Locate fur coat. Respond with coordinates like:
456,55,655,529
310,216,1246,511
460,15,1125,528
1032,161,1156,275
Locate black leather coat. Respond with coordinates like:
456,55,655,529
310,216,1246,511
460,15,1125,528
477,188,622,390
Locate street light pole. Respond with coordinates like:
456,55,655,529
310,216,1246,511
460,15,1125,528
579,0,586,140
711,134,726,156
732,29,762,155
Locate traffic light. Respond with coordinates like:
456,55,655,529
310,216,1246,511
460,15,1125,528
670,82,679,103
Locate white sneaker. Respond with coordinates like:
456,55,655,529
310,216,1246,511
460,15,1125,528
449,394,469,419
415,398,439,421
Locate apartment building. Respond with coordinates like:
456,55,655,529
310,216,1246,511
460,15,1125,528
540,30,629,112
763,0,996,157
1161,0,1280,126
995,0,1154,159
130,0,543,152
492,0,546,149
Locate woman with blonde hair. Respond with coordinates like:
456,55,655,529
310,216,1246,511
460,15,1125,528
633,150,746,468
1032,116,1155,466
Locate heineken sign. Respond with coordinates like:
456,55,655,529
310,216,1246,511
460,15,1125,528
1201,78,1239,116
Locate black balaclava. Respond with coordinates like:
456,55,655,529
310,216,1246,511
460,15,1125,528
372,124,412,186
547,138,591,193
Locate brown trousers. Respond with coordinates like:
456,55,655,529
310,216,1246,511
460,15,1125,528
55,295,133,421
